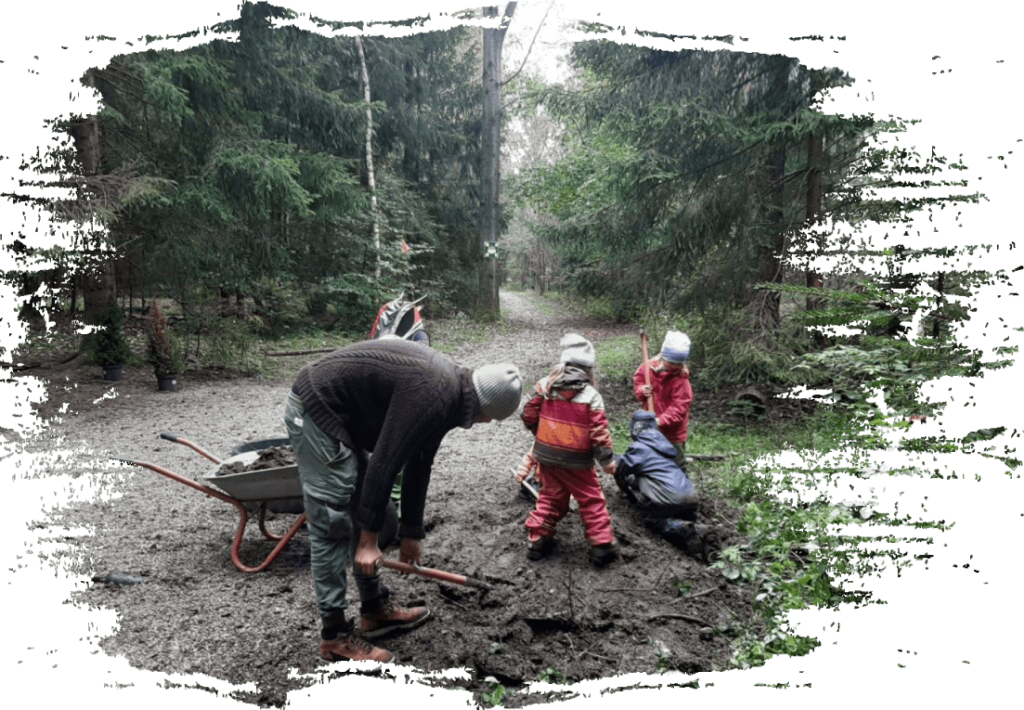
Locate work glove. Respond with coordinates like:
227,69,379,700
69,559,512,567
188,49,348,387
515,449,538,484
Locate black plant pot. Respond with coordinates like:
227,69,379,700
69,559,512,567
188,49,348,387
102,364,124,382
157,375,177,391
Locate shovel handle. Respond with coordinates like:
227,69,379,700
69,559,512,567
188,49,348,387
159,432,221,464
379,559,492,590
640,329,656,415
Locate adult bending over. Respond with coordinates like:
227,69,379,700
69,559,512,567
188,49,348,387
285,338,523,663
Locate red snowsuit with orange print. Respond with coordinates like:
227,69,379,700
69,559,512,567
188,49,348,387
521,365,616,546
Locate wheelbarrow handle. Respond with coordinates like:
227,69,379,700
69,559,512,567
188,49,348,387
159,432,221,464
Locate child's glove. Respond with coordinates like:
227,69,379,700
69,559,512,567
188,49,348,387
515,450,538,484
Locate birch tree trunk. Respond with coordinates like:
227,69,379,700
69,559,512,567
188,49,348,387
478,3,516,318
356,36,382,279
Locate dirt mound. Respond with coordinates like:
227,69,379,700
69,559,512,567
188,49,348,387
219,446,296,474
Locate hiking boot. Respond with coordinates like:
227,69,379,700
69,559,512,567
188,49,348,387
698,525,722,564
526,535,555,561
319,633,394,663
589,540,619,568
359,598,431,639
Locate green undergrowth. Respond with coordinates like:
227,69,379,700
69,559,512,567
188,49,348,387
688,415,959,669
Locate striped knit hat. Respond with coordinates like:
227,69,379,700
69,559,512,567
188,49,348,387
472,363,523,420
661,330,691,363
559,333,596,369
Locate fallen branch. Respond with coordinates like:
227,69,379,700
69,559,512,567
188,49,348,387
646,612,714,626
671,587,716,603
595,587,662,593
264,347,337,357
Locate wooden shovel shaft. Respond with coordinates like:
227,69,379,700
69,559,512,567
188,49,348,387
379,558,492,590
640,329,656,415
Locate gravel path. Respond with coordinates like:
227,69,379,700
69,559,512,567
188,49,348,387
19,290,750,707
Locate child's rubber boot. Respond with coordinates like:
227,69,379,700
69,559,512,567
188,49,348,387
589,540,619,568
527,534,555,561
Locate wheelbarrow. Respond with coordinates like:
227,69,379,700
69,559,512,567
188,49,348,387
118,433,492,588
118,433,308,573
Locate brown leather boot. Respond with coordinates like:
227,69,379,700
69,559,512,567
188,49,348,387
360,597,431,639
319,633,394,663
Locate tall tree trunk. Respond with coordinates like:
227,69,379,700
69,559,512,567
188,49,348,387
71,69,118,328
756,138,787,330
356,36,382,280
753,56,794,332
806,67,823,313
478,3,516,318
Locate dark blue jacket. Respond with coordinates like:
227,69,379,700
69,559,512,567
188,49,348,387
617,428,695,507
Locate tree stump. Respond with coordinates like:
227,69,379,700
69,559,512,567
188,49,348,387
731,386,767,419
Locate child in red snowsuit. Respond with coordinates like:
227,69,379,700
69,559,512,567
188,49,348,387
633,330,693,466
520,334,619,567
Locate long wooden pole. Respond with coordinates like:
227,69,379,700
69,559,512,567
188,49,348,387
640,328,656,415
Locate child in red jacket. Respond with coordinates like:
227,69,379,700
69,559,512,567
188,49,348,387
520,334,619,567
633,330,693,466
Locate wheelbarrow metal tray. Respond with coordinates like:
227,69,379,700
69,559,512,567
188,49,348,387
203,451,302,502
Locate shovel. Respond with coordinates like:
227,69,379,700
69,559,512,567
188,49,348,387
640,328,656,415
378,558,492,590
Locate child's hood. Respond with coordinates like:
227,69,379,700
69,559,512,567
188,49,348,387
635,428,678,459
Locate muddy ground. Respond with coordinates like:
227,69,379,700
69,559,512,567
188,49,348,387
15,291,793,707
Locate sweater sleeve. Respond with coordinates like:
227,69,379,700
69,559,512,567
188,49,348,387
356,393,444,534
395,435,443,540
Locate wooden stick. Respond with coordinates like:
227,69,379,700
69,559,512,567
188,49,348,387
640,328,655,415
264,347,337,357
646,612,713,626
671,587,716,602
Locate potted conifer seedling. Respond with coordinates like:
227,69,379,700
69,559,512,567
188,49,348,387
92,305,132,381
145,301,178,391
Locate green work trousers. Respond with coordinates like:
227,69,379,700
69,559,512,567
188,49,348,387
284,392,360,621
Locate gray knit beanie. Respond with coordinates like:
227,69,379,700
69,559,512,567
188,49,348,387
472,363,523,420
661,330,691,363
559,333,596,369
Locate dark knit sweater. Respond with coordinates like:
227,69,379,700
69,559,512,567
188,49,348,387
291,339,479,538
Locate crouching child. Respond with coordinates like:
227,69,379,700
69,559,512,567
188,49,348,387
616,410,719,563
521,334,619,567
